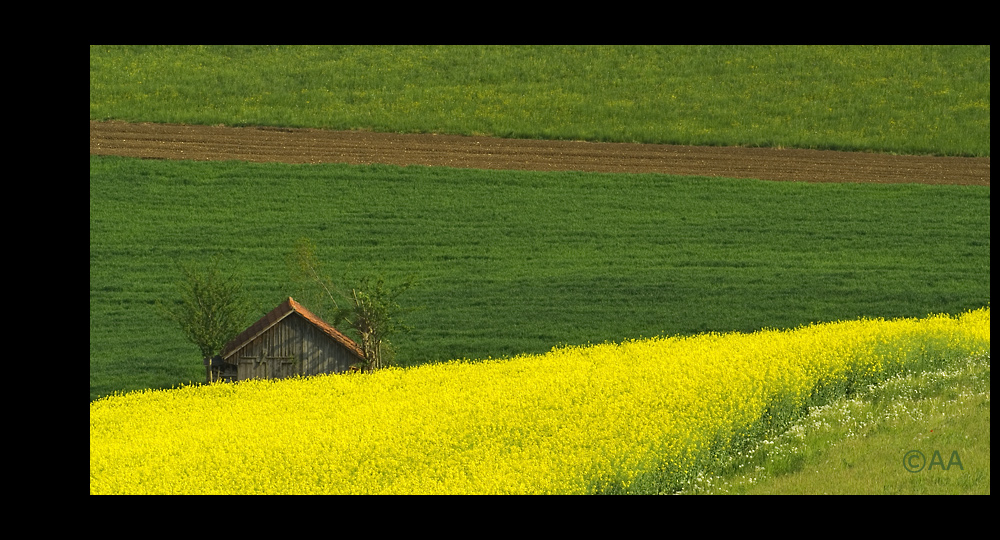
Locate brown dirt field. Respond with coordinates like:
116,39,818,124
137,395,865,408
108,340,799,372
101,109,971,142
90,121,989,186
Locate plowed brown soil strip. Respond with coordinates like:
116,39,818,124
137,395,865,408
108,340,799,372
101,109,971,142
90,121,989,186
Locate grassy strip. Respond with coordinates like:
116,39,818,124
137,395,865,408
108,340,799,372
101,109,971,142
679,352,989,494
89,45,991,157
89,156,991,400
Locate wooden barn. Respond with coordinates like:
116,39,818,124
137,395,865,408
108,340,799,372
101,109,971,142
205,297,365,383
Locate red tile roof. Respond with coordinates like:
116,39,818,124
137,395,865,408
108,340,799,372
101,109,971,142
219,297,365,361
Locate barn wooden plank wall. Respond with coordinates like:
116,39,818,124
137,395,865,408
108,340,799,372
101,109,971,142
231,314,358,380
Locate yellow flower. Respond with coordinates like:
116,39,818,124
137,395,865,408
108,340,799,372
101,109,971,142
91,307,989,494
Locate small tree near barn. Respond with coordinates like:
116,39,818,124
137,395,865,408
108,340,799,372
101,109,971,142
158,258,256,366
290,237,416,372
336,273,416,371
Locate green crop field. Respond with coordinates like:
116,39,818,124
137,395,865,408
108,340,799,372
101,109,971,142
89,155,990,401
90,45,990,157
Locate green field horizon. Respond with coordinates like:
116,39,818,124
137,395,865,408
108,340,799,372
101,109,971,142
90,45,991,157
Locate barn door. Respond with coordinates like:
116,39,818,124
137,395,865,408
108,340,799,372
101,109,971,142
239,349,297,380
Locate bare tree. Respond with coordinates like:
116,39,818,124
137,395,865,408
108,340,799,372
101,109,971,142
290,237,415,372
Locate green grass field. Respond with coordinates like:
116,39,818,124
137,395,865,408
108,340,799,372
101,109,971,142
681,352,990,495
89,155,990,401
89,45,991,157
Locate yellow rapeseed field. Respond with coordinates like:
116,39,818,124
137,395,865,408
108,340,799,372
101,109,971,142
90,307,989,494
